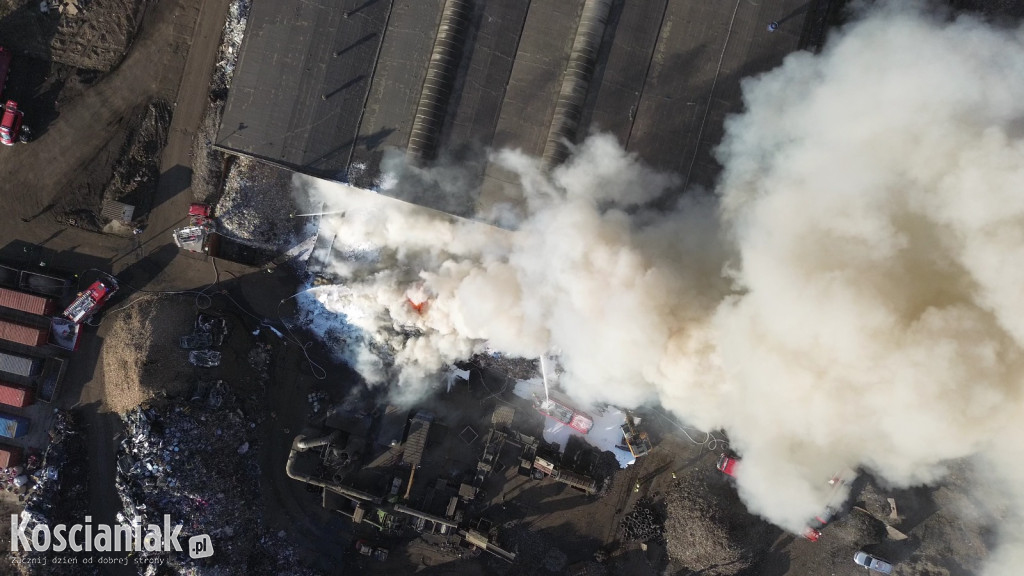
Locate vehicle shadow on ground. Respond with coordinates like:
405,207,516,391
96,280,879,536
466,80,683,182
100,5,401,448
114,242,179,290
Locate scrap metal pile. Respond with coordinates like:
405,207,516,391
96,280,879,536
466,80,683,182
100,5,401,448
620,497,665,542
12,411,94,575
182,313,228,368
116,400,310,575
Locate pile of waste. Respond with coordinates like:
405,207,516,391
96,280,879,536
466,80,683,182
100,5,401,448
471,352,539,381
11,411,94,575
182,313,228,368
115,398,297,575
620,497,665,542
663,468,774,576
213,0,251,94
0,452,38,495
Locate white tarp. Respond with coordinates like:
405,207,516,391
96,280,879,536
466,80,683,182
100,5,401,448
514,378,635,468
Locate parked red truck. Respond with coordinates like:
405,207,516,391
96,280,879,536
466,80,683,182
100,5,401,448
0,318,47,347
64,279,117,324
0,287,55,316
0,381,32,408
0,100,28,145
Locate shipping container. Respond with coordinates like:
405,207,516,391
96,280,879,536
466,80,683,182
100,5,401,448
0,287,55,315
0,442,22,468
0,351,41,378
0,381,31,408
0,412,29,438
0,318,47,346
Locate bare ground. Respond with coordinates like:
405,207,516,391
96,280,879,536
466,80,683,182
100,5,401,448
0,0,146,72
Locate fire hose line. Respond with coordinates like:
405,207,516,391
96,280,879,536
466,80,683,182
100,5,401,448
655,407,729,452
81,263,327,378
277,292,329,380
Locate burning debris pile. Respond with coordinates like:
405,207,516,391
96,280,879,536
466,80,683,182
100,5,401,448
11,411,94,575
115,401,301,575
619,497,664,543
469,354,539,382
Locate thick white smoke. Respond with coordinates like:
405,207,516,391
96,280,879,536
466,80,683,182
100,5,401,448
713,3,1024,547
294,3,1024,571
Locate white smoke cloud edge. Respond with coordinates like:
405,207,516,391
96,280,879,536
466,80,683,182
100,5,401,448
291,2,1024,571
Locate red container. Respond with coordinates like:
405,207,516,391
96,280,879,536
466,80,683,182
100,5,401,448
0,287,55,316
0,319,47,346
0,382,31,408
0,445,21,468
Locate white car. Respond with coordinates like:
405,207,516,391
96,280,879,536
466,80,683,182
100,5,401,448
854,551,893,574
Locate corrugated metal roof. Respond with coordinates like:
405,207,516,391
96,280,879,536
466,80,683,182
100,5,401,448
403,412,432,466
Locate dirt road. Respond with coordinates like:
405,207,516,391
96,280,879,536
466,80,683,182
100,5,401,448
0,0,236,574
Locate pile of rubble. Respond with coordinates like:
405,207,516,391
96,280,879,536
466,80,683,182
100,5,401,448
115,399,288,575
247,342,272,377
663,469,773,576
0,451,39,496
212,0,251,96
216,156,302,250
471,353,539,381
620,497,665,542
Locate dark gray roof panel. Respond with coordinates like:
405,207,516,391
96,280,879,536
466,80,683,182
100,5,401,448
217,0,393,180
488,0,584,156
440,0,532,153
348,0,446,187
580,0,668,147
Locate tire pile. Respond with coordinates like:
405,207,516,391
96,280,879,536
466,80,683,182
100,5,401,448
620,497,665,542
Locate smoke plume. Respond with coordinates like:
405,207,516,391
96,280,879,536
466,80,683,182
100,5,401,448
295,3,1024,571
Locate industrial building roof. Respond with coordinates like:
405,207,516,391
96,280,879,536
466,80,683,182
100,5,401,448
217,0,823,217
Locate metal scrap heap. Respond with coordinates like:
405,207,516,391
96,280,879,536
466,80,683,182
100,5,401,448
116,401,314,575
10,411,92,574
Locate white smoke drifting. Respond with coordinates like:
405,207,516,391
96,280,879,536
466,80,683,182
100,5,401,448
294,3,1024,571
